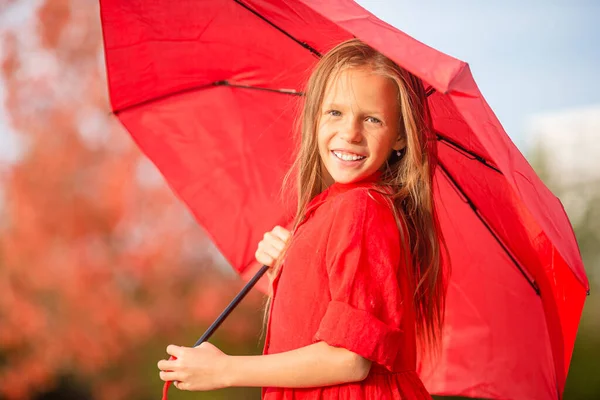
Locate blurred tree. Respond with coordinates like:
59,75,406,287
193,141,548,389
2,1,595,400
0,1,265,399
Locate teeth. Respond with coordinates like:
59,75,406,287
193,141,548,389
333,151,366,161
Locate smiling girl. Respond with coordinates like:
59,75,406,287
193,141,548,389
158,38,448,399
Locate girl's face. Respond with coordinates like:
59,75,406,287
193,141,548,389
317,67,405,186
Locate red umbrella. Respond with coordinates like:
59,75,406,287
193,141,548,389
99,1,589,399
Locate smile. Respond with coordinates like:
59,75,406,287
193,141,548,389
332,150,366,161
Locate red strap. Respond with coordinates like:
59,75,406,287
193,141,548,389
161,381,172,400
161,355,177,400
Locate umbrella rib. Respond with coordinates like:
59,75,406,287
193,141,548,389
234,0,322,57
438,162,541,296
436,132,502,174
234,0,440,101
112,81,301,115
213,80,304,96
112,0,438,117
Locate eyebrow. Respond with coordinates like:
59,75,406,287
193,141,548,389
323,103,384,116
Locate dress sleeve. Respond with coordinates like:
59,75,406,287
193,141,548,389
312,188,406,371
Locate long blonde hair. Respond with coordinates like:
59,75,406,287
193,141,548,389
261,39,449,353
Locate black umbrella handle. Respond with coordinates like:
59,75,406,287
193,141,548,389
161,265,270,400
193,264,270,347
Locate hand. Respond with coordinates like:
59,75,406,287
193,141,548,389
158,342,230,391
255,225,291,280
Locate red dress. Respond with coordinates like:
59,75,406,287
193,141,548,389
262,172,432,399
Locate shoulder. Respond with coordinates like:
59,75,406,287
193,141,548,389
331,186,395,213
324,186,403,261
329,186,398,229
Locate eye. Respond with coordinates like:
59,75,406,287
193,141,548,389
366,116,382,125
326,110,342,117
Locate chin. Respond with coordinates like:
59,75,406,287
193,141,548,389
330,171,364,184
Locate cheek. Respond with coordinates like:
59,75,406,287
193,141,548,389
369,132,392,152
367,131,395,159
316,125,332,150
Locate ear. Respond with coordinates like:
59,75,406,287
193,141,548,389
393,134,407,151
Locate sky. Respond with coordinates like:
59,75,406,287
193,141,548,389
1,0,599,159
355,0,600,150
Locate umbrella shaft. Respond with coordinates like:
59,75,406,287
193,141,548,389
193,264,270,347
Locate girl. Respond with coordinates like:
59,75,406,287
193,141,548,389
158,38,447,399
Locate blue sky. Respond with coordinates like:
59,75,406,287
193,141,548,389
356,0,600,150
1,1,599,159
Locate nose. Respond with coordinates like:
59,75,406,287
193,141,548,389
340,118,362,144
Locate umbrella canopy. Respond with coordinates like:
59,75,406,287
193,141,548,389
99,1,589,398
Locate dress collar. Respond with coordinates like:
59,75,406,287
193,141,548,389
326,169,383,199
299,170,383,225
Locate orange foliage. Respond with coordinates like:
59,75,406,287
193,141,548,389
0,1,264,399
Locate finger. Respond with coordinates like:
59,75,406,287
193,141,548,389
159,370,181,382
255,251,275,267
259,241,284,260
174,380,188,391
166,344,184,358
157,359,177,371
263,232,286,251
272,226,291,242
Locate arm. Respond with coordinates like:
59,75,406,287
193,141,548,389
226,341,372,388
